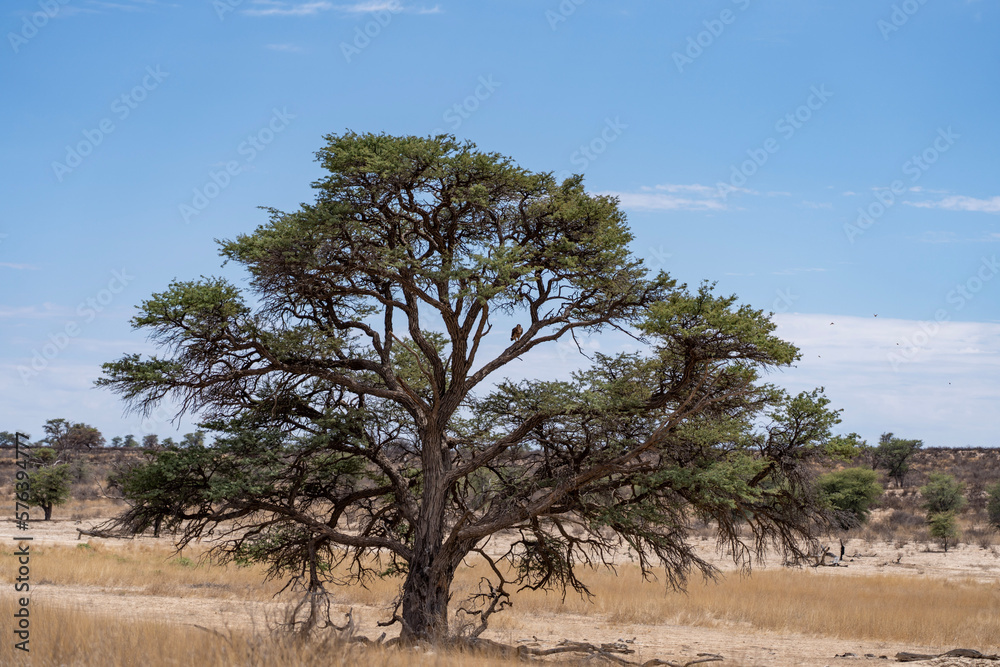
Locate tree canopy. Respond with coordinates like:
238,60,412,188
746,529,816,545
98,132,852,642
40,418,105,451
871,432,922,488
817,467,883,529
26,463,72,521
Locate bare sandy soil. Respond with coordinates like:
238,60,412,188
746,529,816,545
7,518,1000,666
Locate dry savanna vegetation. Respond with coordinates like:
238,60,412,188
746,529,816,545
2,497,1000,666
3,447,1000,665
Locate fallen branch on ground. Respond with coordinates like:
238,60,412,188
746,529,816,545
77,527,130,540
896,648,1000,662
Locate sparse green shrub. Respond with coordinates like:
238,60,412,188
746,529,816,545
928,511,959,552
818,467,883,529
26,464,72,520
921,473,966,515
987,482,1000,531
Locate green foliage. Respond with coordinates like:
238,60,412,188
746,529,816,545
26,464,72,520
817,467,883,529
96,132,853,640
41,418,105,450
927,511,959,552
30,447,59,466
180,431,206,448
987,482,1000,531
921,473,966,515
872,432,922,487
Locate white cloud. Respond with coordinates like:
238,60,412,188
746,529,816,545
0,262,38,270
603,192,727,211
0,304,72,320
770,313,1000,446
243,0,439,16
480,312,1000,447
265,43,303,52
906,195,1000,214
602,183,755,212
770,267,827,275
912,231,1000,244
244,1,333,16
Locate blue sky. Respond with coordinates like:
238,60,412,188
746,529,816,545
2,0,998,446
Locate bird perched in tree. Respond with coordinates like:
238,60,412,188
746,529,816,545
510,324,523,341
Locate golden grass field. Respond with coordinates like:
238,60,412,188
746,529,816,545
2,501,1000,666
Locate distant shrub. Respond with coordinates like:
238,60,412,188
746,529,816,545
818,467,883,529
987,482,1000,531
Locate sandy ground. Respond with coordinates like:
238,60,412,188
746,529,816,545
5,518,1000,666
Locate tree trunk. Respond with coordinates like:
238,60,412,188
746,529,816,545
400,540,458,640
399,425,463,641
42,504,52,521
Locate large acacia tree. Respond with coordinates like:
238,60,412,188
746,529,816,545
98,133,850,642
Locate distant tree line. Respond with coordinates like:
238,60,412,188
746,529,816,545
3,419,207,522
816,431,1000,551
1,419,207,451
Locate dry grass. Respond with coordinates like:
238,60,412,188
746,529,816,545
540,568,1000,647
0,597,523,667
0,541,284,601
4,541,999,649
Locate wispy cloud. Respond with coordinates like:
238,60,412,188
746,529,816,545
600,183,754,212
244,1,333,16
912,231,1000,244
0,304,72,320
0,262,38,270
339,1,399,10
265,43,303,52
771,313,1000,447
770,267,828,275
243,0,439,16
906,194,1000,214
799,200,832,209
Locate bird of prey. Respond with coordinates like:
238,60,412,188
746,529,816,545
511,324,523,341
